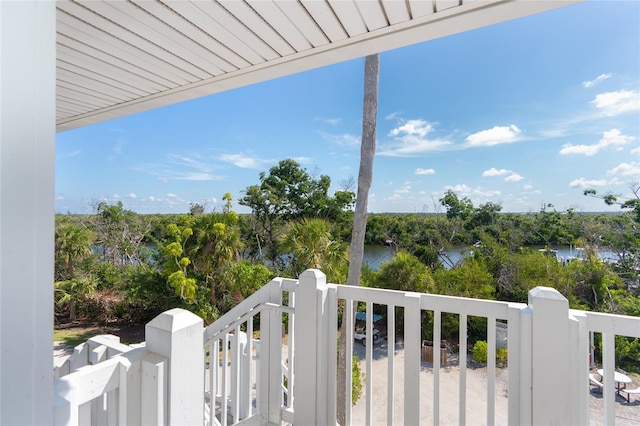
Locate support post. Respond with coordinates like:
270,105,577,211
145,308,204,425
528,286,577,425
293,269,330,424
0,1,56,424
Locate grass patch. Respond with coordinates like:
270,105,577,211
54,328,102,347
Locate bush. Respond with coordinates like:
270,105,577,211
496,348,508,365
352,356,364,404
473,340,488,363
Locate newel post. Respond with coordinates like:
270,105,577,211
528,286,579,425
145,308,204,425
294,269,331,424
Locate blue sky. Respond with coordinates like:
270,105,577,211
56,1,640,215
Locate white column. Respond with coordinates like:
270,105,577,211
145,308,204,425
529,286,575,425
0,1,56,425
293,269,330,424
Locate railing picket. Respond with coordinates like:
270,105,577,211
433,309,441,426
345,298,354,426
459,313,468,425
602,332,615,426
487,317,496,426
246,318,254,417
366,301,374,426
387,304,395,426
327,287,338,426
222,334,229,426
404,294,421,425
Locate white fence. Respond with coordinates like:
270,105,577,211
54,269,640,425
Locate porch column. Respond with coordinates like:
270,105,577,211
293,269,331,424
145,308,204,425
0,1,56,425
528,286,580,425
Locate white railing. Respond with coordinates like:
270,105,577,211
54,270,640,425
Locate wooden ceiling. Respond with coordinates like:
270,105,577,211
56,0,578,132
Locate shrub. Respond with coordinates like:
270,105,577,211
496,348,508,365
473,340,488,363
352,356,364,404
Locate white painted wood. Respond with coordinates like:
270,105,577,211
602,332,615,426
404,294,421,425
345,297,354,425
355,0,388,31
141,353,167,426
365,301,373,426
328,0,368,37
487,317,496,426
435,0,461,13
519,306,533,426
326,287,338,426
507,303,523,426
301,0,348,42
459,313,467,424
381,0,410,25
293,269,329,424
0,3,55,423
529,287,572,425
55,0,578,131
433,310,441,425
247,0,312,52
274,1,329,47
145,308,204,426
387,304,395,425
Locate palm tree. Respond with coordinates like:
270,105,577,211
55,222,94,280
338,53,379,424
279,217,348,282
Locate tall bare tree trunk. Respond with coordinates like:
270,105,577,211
337,53,379,425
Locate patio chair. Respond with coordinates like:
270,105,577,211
620,387,640,403
589,374,604,393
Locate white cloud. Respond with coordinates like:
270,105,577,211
591,90,640,116
559,129,634,156
415,168,435,175
569,178,607,188
482,168,510,177
317,131,360,147
324,118,341,126
389,119,434,138
127,193,137,199
385,112,402,120
218,153,271,169
167,193,178,198
631,146,640,155
444,184,471,194
582,73,611,88
465,125,521,147
505,173,524,183
607,161,640,177
112,193,120,199
523,184,533,190
474,189,501,197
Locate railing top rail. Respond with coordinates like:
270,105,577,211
572,309,640,338
332,283,524,319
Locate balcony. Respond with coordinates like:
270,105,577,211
54,269,640,425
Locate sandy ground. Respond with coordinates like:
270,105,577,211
351,339,640,426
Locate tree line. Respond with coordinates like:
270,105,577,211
54,160,639,370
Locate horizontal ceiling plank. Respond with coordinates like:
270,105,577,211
274,1,329,47
159,0,267,66
57,45,168,94
247,0,312,52
86,1,230,75
302,0,348,42
131,0,251,70
57,59,150,97
409,0,436,18
356,1,389,31
57,79,127,105
436,0,462,13
381,0,411,25
56,0,212,80
57,33,179,89
56,19,199,86
57,67,142,102
57,86,114,109
327,0,368,37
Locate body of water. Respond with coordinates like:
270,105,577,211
363,244,619,271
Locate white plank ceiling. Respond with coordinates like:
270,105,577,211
56,0,579,132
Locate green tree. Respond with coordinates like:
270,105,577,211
439,190,473,220
279,218,348,282
55,222,94,281
373,250,434,293
55,277,97,321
